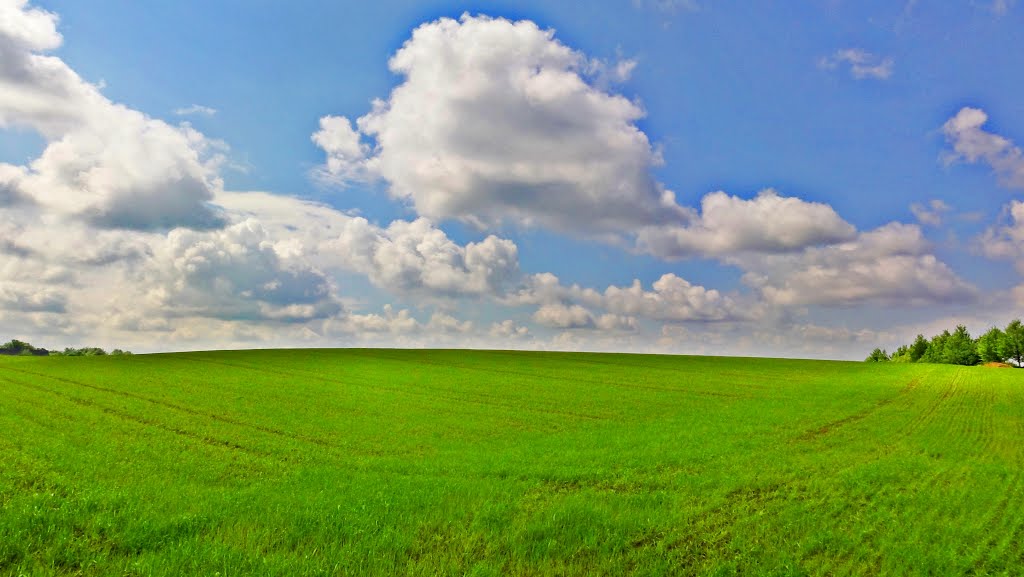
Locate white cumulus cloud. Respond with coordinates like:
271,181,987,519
314,14,687,235
0,0,226,230
943,107,1024,190
636,189,856,258
489,319,530,338
311,115,372,183
509,271,751,324
910,199,951,227
215,191,522,299
533,303,596,329
145,219,341,322
978,200,1024,272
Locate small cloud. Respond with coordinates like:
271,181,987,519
311,115,372,184
910,199,951,227
174,104,217,117
819,48,894,80
489,320,529,339
991,0,1015,15
632,0,701,12
587,57,637,85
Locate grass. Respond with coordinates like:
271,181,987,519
0,348,1022,576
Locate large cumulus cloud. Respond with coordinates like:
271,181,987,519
316,14,685,234
0,0,224,230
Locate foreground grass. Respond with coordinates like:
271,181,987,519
0,349,1021,576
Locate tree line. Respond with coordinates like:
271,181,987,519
0,339,131,357
866,320,1024,366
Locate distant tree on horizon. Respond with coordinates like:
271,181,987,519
943,325,978,366
890,344,911,363
977,327,1008,364
921,330,950,364
1,339,131,357
1002,320,1024,367
908,334,929,363
59,347,108,357
866,348,890,362
0,339,48,356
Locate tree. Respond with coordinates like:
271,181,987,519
1,339,30,352
1001,319,1024,367
909,334,929,362
61,347,107,357
866,348,890,362
943,325,979,366
922,330,950,363
1,339,35,355
890,345,912,363
977,327,1008,363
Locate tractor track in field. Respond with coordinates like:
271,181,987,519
992,476,1024,570
794,376,921,441
183,356,612,422
755,371,978,573
938,371,992,455
643,478,807,574
998,407,1024,564
2,374,270,458
971,468,1024,572
902,369,963,438
969,385,1024,573
632,430,912,573
873,368,1024,574
0,364,341,449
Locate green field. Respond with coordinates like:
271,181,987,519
1,349,1022,576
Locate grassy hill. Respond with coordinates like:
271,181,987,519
1,349,1021,576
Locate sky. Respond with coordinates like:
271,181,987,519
1,0,1022,359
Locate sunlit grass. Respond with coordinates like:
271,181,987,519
1,349,1021,575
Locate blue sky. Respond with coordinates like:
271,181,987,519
1,0,1022,358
